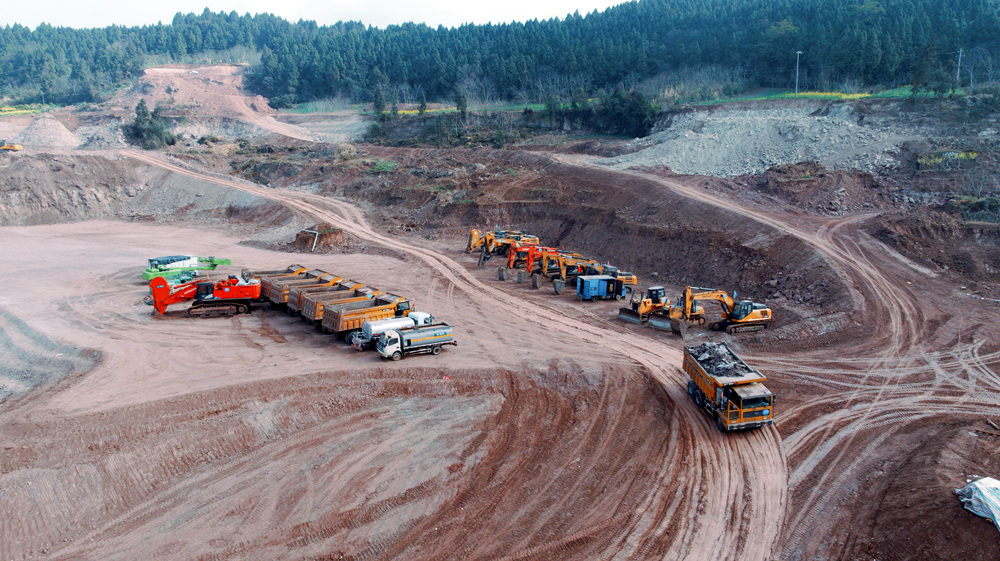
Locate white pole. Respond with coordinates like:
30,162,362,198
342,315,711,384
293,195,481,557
795,51,803,95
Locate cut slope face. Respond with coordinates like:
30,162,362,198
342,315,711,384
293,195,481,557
106,64,315,141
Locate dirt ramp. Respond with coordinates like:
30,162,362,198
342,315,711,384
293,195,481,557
0,307,101,403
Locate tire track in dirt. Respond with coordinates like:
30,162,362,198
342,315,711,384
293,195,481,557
123,150,788,561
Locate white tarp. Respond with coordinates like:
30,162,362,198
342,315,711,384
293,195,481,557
955,477,1000,532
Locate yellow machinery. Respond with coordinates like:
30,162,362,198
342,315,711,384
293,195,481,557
1,142,22,151
619,286,669,323
684,342,774,432
533,251,637,295
665,285,772,336
467,228,541,267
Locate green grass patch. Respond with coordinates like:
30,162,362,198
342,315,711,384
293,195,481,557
689,85,954,106
367,159,398,174
0,103,47,116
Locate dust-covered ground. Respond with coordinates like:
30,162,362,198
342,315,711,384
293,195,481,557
2,64,1000,561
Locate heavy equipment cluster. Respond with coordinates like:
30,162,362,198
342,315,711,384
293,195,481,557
465,227,772,338
145,264,456,361
467,228,639,298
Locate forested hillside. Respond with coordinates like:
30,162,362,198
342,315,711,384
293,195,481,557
1,0,998,106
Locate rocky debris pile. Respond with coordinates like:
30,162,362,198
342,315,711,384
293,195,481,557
77,121,129,150
602,102,917,177
14,114,79,149
686,342,755,378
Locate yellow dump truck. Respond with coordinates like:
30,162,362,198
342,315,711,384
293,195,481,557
319,292,412,338
287,279,363,316
261,270,338,305
683,342,774,432
301,286,382,325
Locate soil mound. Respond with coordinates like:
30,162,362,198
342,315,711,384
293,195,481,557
14,114,80,149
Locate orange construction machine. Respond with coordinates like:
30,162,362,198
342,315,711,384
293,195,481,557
149,275,262,318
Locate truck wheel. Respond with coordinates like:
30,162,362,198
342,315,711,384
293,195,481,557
715,414,727,432
432,345,442,355
687,380,696,397
391,351,402,361
694,391,705,408
346,330,360,345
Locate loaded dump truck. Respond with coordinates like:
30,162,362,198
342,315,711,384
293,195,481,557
683,342,774,432
287,279,362,316
301,287,382,325
320,292,412,338
351,311,434,350
377,323,456,360
261,269,333,304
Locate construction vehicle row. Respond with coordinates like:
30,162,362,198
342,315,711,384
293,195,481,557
684,342,774,431
149,262,453,360
470,229,638,296
619,285,771,337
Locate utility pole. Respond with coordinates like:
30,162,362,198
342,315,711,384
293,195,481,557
957,48,964,88
795,51,803,95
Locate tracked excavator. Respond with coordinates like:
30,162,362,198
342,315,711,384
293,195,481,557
664,286,772,337
498,243,563,282
148,275,262,318
468,229,541,267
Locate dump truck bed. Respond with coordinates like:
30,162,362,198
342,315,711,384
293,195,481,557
319,293,408,334
288,280,361,312
261,270,336,304
301,287,381,322
241,264,306,281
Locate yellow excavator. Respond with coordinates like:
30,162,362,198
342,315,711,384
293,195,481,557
1,142,22,151
661,286,772,337
467,228,540,254
533,251,638,295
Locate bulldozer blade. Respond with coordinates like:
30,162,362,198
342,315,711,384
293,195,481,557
618,308,644,324
648,313,675,331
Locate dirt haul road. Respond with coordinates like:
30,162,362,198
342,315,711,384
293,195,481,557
120,150,789,560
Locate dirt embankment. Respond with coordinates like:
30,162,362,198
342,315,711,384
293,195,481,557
0,152,295,229
224,146,850,326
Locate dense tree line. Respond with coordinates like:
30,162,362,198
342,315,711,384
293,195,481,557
1,0,998,106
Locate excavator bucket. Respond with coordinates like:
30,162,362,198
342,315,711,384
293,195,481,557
669,318,687,338
618,308,644,324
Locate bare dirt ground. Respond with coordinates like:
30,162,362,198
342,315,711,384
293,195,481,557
2,64,1000,561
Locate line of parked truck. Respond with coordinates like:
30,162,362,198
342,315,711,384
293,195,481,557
146,264,456,361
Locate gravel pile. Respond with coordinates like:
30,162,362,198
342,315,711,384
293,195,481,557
603,102,918,177
77,121,129,150
14,114,80,149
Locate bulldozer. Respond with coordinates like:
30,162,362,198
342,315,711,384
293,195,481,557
663,285,772,337
619,286,669,324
